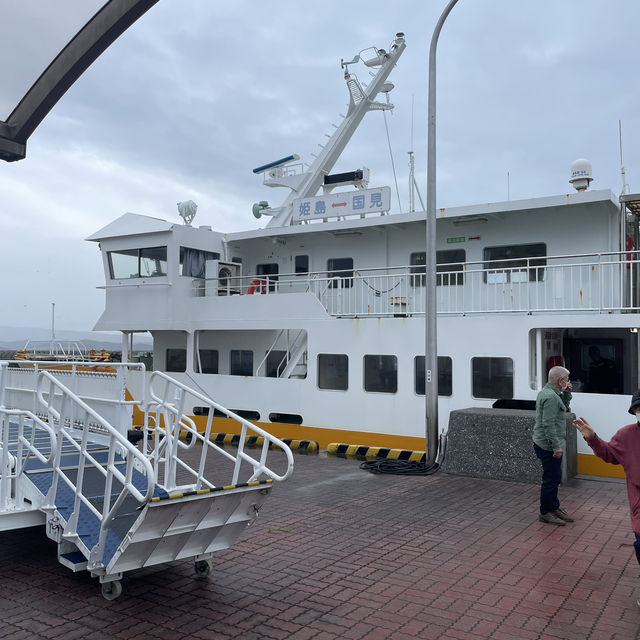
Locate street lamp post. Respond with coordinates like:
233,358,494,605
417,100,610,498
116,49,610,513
425,0,460,468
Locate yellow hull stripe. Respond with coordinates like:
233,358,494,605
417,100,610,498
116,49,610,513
577,452,626,478
327,443,426,462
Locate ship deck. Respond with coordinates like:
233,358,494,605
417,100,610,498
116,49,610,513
0,450,638,640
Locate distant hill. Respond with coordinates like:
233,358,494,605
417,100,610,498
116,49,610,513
0,325,152,350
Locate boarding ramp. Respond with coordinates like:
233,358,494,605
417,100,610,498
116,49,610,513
0,361,293,600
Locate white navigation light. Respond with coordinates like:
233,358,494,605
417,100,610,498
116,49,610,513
177,200,198,225
569,159,593,192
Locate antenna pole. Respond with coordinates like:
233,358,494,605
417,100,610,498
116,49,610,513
619,120,629,196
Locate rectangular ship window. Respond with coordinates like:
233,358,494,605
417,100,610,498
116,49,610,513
166,348,186,372
230,350,253,376
472,357,513,399
414,356,453,396
364,355,397,393
410,251,465,287
108,246,167,279
198,349,218,374
483,243,546,284
318,354,348,390
327,257,353,288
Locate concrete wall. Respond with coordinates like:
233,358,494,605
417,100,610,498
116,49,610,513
441,407,577,483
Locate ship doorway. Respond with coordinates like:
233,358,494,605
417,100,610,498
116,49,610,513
534,328,638,395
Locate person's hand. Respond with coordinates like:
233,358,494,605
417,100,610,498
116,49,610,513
573,416,596,440
565,381,573,392
552,448,563,458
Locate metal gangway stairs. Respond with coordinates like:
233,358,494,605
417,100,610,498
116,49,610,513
0,361,293,599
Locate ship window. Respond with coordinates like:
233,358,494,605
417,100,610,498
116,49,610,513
257,263,279,292
108,246,167,279
410,251,466,287
231,409,260,421
166,348,186,372
230,350,253,376
180,247,219,278
210,408,261,421
472,357,513,399
318,354,348,390
483,243,546,283
364,355,397,393
414,356,453,396
232,257,243,264
198,349,218,374
269,412,303,424
295,255,309,275
327,257,353,288
437,250,465,286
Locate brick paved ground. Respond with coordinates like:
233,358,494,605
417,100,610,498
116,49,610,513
0,452,638,640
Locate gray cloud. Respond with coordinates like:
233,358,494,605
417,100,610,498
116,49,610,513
1,0,639,331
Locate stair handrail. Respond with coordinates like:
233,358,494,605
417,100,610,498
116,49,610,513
0,409,57,511
147,371,294,486
36,371,156,567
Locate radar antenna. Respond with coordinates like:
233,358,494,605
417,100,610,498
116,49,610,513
177,200,198,226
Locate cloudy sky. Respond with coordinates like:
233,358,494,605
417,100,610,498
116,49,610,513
1,0,639,333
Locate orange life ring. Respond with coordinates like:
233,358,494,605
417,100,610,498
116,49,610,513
248,278,267,294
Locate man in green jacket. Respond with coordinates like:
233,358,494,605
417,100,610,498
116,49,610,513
533,365,574,525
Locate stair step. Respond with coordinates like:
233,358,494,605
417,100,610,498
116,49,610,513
59,551,88,572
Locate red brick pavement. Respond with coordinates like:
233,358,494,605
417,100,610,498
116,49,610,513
0,452,638,639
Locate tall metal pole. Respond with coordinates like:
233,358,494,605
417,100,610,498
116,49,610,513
426,0,459,467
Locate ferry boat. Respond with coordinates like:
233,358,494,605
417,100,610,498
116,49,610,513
86,32,640,479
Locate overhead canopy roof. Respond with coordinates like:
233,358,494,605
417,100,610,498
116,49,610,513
0,0,159,162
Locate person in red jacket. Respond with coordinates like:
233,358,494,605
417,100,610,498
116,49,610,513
573,390,640,607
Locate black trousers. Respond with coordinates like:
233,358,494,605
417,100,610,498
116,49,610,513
534,443,562,515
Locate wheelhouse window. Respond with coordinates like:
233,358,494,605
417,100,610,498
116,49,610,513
364,355,397,393
180,247,219,278
318,354,348,390
166,348,186,372
108,246,167,279
198,349,218,374
295,255,309,275
410,250,466,286
327,257,353,288
256,263,279,292
483,243,546,284
230,350,253,376
472,357,513,399
414,356,453,396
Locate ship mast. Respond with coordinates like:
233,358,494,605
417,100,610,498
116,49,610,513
264,33,407,227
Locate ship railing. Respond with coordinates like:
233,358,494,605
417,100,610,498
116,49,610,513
192,249,640,315
0,408,56,513
0,362,147,445
143,371,294,492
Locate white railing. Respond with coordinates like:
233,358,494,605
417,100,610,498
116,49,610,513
145,371,294,490
33,371,155,568
0,409,56,513
193,250,640,316
0,362,146,443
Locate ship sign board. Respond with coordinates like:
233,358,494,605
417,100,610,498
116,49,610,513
293,186,391,222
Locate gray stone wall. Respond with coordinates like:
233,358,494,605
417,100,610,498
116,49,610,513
441,407,577,483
